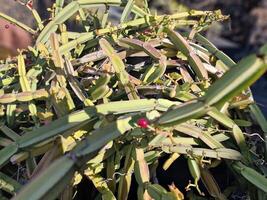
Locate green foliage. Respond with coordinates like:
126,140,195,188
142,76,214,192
0,1,267,200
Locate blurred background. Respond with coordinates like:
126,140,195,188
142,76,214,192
0,0,266,115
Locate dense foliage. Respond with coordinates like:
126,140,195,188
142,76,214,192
0,1,267,199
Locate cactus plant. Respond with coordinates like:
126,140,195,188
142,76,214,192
0,1,267,200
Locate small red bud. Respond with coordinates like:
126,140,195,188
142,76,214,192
137,118,149,128
26,0,33,9
5,24,9,29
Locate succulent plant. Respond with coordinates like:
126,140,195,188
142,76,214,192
0,1,267,200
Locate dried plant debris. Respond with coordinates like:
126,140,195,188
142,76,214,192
0,1,267,200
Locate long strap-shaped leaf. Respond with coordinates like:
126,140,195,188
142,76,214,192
118,38,167,84
0,89,49,104
249,104,267,159
207,108,249,159
232,162,267,193
164,27,208,80
100,38,140,99
17,54,38,123
41,9,220,53
157,145,242,160
157,51,267,126
120,0,135,23
0,99,177,168
133,148,150,200
12,155,76,200
13,117,133,200
99,38,130,86
117,145,134,200
194,33,235,69
36,0,122,44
